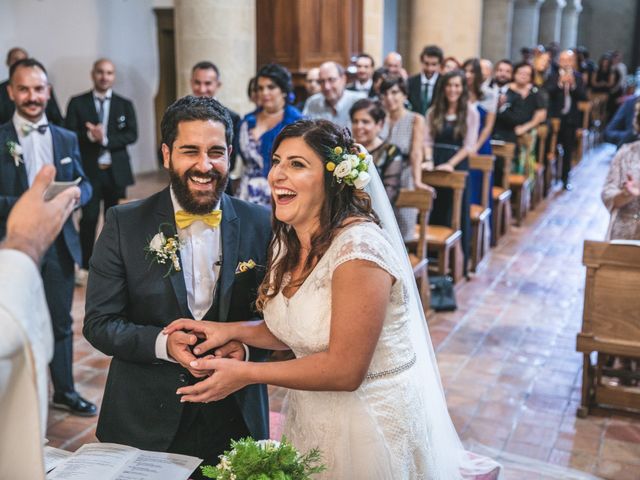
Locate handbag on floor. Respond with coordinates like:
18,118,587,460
429,275,457,312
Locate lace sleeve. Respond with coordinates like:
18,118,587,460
330,223,402,280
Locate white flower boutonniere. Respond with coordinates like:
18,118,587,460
7,141,23,167
145,224,183,276
235,259,257,274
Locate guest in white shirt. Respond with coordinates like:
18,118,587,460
303,61,366,128
347,53,375,95
0,165,80,480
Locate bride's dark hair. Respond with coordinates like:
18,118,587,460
256,119,379,311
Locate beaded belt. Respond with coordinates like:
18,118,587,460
365,353,417,380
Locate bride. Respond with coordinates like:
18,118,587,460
164,120,500,479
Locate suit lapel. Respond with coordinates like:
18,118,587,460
5,125,29,191
155,188,191,318
50,126,62,172
218,194,239,323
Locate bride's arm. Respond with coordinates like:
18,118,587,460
177,259,393,403
163,318,290,352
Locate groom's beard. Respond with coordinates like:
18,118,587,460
169,159,228,214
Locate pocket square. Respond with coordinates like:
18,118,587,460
60,157,72,165
235,259,257,274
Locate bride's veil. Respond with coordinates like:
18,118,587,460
363,154,501,479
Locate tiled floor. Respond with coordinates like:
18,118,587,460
46,146,640,479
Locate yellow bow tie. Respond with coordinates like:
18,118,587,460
175,210,222,229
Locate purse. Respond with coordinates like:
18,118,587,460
429,275,457,312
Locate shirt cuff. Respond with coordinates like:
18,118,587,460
243,343,250,362
155,331,177,363
101,135,109,147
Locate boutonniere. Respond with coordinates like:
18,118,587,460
145,224,183,277
235,259,257,274
6,141,23,167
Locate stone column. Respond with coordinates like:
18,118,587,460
363,0,384,67
408,0,482,74
481,0,515,63
560,0,582,49
174,0,256,115
538,0,566,45
510,0,545,60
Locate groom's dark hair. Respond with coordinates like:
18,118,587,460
161,95,233,149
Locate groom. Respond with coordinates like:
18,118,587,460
83,96,271,474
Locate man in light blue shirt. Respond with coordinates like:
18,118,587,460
303,61,366,128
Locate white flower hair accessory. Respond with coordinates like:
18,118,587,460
325,145,372,190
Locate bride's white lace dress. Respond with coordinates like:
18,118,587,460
263,222,434,479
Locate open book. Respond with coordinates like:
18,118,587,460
46,443,202,480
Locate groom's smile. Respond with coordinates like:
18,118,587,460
162,119,230,214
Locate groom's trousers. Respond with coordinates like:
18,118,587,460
169,395,250,480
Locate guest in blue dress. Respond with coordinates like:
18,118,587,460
238,64,303,206
464,58,498,237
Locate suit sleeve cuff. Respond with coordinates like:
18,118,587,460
243,343,250,362
155,331,177,363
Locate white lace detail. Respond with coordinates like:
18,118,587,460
264,223,432,479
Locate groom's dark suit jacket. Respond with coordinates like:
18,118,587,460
83,188,272,451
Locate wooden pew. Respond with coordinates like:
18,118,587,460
576,240,640,418
575,101,592,167
398,188,433,309
468,154,494,272
422,170,467,283
490,142,515,246
547,118,561,192
510,133,533,226
532,124,547,207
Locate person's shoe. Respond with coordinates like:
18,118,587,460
75,268,89,287
52,391,97,417
563,182,573,191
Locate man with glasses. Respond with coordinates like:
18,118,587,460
408,45,443,116
303,61,366,128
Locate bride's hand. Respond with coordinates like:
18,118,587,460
177,357,249,403
163,319,235,356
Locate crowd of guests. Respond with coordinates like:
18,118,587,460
0,39,637,419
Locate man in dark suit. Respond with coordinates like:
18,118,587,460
65,59,138,276
0,58,95,415
604,94,639,147
347,53,375,95
544,50,587,190
190,61,241,176
0,47,64,126
83,96,270,479
407,45,443,116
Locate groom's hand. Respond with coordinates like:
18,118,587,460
167,331,210,378
213,340,246,361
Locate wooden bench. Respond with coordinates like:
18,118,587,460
468,154,494,272
532,125,547,207
490,142,514,246
422,170,467,283
576,240,640,418
510,133,533,226
398,188,433,309
546,118,561,193
575,100,592,167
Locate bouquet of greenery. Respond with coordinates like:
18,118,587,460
200,437,325,480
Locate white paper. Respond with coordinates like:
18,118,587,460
46,443,202,480
44,446,73,473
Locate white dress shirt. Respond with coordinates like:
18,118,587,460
12,112,53,186
90,88,112,167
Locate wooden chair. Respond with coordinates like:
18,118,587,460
546,118,561,192
490,141,514,246
509,133,533,226
575,101,592,167
576,241,640,418
589,92,609,141
397,188,433,309
468,154,494,272
532,125,547,207
422,170,467,283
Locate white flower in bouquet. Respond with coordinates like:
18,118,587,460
334,160,352,179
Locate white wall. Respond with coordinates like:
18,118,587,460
0,0,171,174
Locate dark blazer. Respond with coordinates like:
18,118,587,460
605,95,639,147
65,91,138,188
0,80,65,126
0,122,92,263
407,73,440,116
544,72,587,126
83,188,272,451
